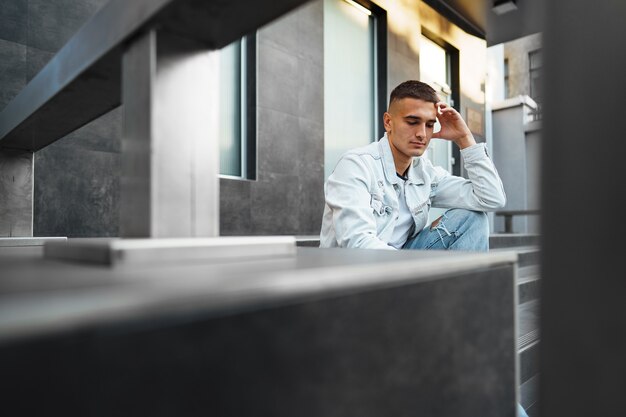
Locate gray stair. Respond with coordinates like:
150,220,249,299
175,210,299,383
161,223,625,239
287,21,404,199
296,235,542,416
518,299,540,416
491,245,539,268
511,252,540,416
489,233,539,248
518,265,540,304
491,234,541,416
518,300,540,384
520,374,539,416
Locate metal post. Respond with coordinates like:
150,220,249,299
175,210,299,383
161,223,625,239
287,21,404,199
504,214,513,234
121,29,219,238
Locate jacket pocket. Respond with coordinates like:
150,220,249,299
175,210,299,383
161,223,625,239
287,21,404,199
411,198,431,215
410,198,431,232
370,193,392,216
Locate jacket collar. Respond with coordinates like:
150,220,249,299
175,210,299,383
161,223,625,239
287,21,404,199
378,134,425,185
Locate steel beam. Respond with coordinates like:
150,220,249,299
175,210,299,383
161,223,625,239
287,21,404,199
0,0,310,151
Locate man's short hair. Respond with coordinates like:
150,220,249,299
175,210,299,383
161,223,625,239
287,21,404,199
388,80,439,108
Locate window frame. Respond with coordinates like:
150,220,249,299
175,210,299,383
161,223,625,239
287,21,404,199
528,49,542,104
504,57,510,98
219,32,257,181
352,0,388,139
420,28,461,176
322,0,388,179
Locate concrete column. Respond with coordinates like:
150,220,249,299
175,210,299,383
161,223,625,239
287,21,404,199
121,30,219,238
541,1,626,416
486,44,505,232
492,95,537,233
0,150,33,237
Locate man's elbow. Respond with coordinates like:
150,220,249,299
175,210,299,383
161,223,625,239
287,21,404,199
477,191,506,210
496,191,507,208
487,192,507,210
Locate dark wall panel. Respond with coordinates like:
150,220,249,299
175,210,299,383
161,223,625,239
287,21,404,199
2,0,324,237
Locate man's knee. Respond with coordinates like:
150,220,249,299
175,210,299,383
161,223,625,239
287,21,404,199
444,209,489,251
446,209,488,231
430,215,443,230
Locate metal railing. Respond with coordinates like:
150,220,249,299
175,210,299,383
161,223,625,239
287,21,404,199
495,209,541,233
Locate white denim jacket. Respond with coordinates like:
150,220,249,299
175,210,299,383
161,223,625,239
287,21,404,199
320,134,506,250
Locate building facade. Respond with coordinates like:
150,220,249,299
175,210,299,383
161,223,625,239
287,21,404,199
0,0,490,238
487,32,542,234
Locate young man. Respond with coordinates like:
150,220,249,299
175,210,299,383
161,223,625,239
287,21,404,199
320,80,506,251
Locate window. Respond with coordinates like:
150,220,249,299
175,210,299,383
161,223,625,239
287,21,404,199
529,49,542,103
218,34,256,179
323,0,386,179
504,58,510,98
419,33,460,175
419,33,460,223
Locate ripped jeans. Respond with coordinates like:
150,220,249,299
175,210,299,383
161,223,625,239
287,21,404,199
403,208,489,252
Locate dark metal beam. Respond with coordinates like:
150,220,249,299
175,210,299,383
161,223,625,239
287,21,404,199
422,0,486,39
0,0,310,152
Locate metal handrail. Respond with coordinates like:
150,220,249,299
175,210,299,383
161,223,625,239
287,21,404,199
495,209,541,233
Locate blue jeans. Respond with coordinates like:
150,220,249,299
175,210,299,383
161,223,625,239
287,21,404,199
403,208,489,252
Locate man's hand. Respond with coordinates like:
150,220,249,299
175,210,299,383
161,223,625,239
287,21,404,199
432,102,476,149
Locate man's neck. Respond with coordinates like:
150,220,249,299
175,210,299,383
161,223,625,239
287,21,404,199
389,141,412,176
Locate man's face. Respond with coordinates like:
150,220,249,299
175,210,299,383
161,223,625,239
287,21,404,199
383,98,437,159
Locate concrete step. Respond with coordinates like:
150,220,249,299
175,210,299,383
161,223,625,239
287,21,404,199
520,374,539,416
0,237,67,247
489,234,539,249
518,300,539,349
517,299,540,417
518,265,540,304
1,245,519,416
295,235,320,247
518,300,540,386
491,245,539,268
297,234,542,253
296,235,541,415
516,260,540,417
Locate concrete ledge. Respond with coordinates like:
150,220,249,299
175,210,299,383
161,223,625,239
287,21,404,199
0,237,67,247
44,236,296,266
297,234,541,249
295,235,320,247
0,246,518,417
492,95,538,111
1,246,517,343
525,120,542,133
490,233,540,248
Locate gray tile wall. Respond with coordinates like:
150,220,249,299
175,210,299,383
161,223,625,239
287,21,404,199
34,108,122,237
1,0,325,238
0,0,115,237
0,3,30,237
220,0,325,236
0,149,33,236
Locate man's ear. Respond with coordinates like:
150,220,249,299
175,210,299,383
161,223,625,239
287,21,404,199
383,112,392,133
